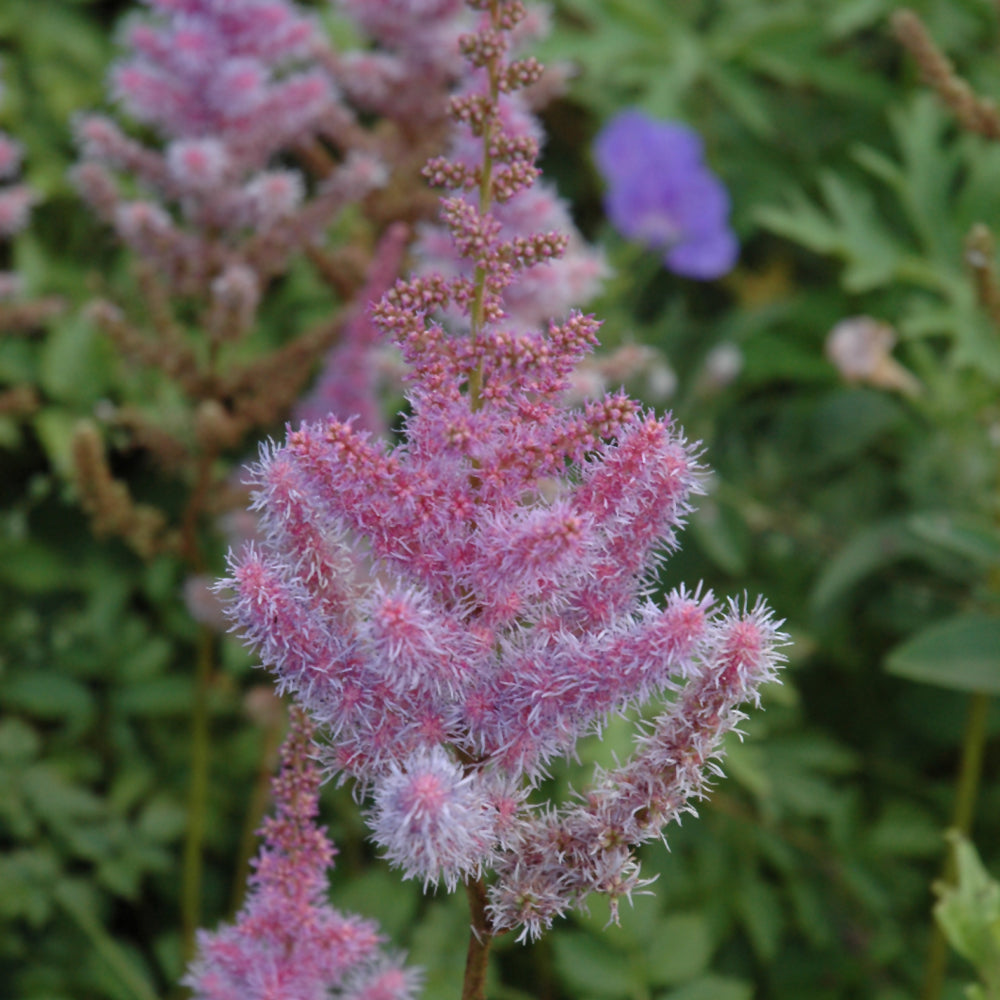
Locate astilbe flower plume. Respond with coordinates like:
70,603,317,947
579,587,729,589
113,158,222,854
223,0,785,967
73,0,382,293
0,72,34,303
185,707,420,1000
66,0,395,563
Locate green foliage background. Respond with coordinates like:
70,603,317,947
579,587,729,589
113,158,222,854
3,1,1000,998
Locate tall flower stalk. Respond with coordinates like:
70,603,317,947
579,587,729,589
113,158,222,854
222,2,785,997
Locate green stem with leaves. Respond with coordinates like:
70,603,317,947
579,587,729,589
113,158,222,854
921,690,992,1000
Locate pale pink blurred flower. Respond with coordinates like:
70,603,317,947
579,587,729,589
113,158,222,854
0,185,33,238
0,134,23,180
826,316,921,396
700,341,743,392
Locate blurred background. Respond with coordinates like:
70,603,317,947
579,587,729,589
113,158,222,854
2,1,1000,998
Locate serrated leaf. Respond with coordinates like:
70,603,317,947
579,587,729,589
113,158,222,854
885,614,1000,693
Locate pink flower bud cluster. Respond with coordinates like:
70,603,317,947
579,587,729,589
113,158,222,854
412,6,606,329
185,709,420,1000
332,0,469,119
301,0,603,428
0,74,34,300
223,0,784,942
72,0,381,293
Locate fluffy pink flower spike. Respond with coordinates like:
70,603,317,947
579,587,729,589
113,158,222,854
185,707,420,1000
223,0,785,970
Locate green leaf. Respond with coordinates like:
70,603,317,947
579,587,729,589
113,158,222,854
0,848,60,925
333,867,421,942
55,880,161,1000
32,407,82,480
735,877,784,961
811,517,928,614
690,497,749,577
934,832,1000,995
0,717,41,761
136,794,187,845
644,913,713,986
38,313,112,404
0,538,79,593
885,614,1000,693
867,801,945,859
113,676,194,716
407,895,482,1000
553,931,638,998
659,974,755,1000
1,671,95,722
810,388,903,468
24,763,104,824
757,172,903,291
907,514,1000,570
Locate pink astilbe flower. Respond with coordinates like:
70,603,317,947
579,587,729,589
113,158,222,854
223,0,785,947
0,73,35,300
73,0,380,290
411,10,606,328
333,0,469,118
185,708,420,1000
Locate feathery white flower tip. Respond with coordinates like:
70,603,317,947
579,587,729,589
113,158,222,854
370,748,495,890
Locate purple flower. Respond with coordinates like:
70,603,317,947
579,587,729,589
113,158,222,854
594,110,738,280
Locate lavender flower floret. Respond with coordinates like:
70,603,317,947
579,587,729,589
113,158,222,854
594,109,738,280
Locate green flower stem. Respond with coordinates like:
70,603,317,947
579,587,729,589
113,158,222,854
921,689,992,1000
228,707,285,915
181,624,215,965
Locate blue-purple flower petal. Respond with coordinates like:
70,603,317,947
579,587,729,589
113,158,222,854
594,110,738,280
